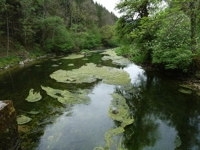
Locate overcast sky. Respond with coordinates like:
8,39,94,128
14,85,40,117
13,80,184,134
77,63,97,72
93,0,120,17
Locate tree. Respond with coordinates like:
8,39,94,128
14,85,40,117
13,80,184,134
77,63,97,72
168,0,200,52
100,25,117,47
38,16,74,52
0,0,117,56
151,10,193,71
116,0,200,71
0,0,22,55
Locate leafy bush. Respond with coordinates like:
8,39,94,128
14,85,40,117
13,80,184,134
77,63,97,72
151,12,193,71
39,16,74,53
116,45,147,63
0,56,20,68
153,47,193,71
100,25,118,47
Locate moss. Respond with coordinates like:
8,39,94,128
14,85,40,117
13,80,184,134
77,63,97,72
41,86,90,105
50,63,130,85
101,49,130,66
62,54,84,59
25,89,42,102
17,115,32,125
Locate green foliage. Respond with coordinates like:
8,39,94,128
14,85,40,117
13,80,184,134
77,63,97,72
100,25,118,47
115,18,136,44
115,45,146,64
116,0,200,72
39,16,74,52
151,11,193,71
0,56,20,68
0,0,117,58
72,30,101,50
153,47,193,71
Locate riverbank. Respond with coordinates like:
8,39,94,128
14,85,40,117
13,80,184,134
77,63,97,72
0,49,55,75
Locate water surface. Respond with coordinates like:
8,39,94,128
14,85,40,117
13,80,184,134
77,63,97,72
0,51,200,150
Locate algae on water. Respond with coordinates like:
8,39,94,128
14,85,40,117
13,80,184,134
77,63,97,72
41,86,90,105
101,49,130,66
62,54,84,59
95,93,133,150
26,89,42,102
17,115,32,125
178,88,192,94
50,63,130,85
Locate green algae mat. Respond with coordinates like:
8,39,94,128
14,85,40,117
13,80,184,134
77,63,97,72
50,63,130,85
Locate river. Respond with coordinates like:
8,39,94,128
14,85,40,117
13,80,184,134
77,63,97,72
0,50,200,150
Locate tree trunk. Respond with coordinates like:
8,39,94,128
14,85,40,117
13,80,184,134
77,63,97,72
6,16,10,56
190,1,197,52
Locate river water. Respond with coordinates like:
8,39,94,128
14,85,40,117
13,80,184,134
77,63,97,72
0,51,200,150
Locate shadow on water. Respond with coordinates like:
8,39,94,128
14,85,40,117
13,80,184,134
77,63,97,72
0,52,200,150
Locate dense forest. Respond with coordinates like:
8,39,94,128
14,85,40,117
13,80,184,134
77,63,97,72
116,0,200,72
0,0,117,66
1,0,200,73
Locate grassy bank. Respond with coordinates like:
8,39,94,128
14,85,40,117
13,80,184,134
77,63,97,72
0,47,48,71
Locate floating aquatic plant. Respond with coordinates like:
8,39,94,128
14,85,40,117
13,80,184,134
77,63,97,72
41,86,90,105
62,54,84,59
95,93,133,150
178,88,192,94
175,135,182,148
17,115,32,125
52,64,59,67
50,63,130,85
25,89,42,102
27,110,40,115
101,49,130,66
68,63,74,67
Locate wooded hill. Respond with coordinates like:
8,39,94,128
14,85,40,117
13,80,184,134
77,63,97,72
0,0,117,57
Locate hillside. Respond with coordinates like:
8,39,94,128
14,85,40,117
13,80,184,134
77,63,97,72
0,0,117,61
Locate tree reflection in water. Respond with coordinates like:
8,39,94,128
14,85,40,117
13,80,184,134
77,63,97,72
115,71,200,150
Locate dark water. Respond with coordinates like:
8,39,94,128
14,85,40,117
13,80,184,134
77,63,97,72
0,52,200,150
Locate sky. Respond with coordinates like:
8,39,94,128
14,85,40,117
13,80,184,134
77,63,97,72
93,0,121,17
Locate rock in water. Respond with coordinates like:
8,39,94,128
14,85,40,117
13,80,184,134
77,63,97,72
0,100,21,150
